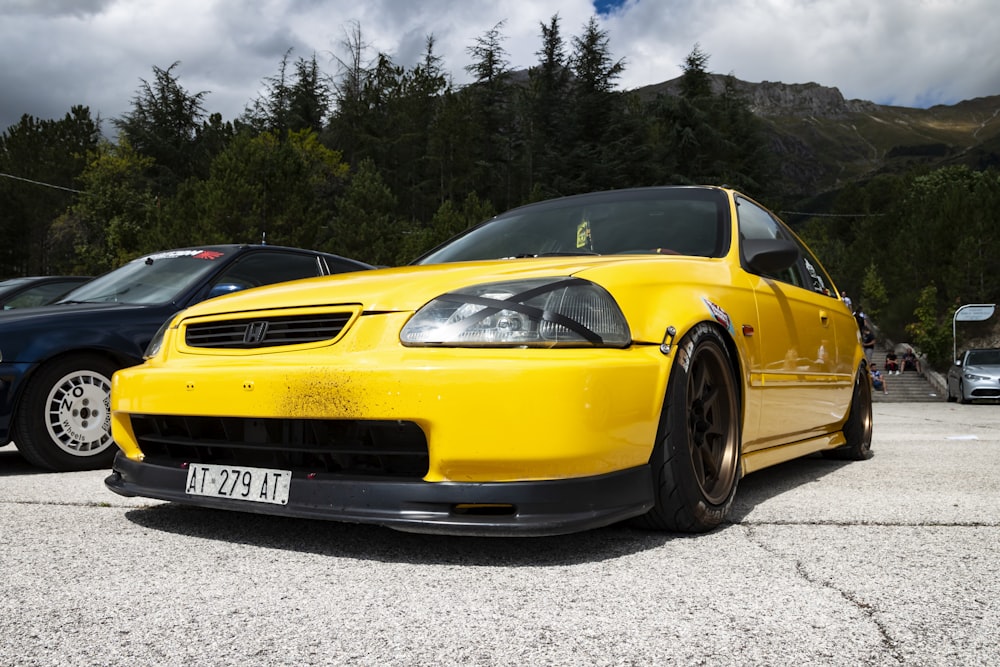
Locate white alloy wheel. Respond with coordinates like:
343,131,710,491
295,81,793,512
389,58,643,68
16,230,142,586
44,368,114,457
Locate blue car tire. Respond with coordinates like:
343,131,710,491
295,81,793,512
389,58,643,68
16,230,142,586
14,354,120,471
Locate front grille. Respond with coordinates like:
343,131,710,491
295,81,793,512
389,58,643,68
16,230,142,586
130,415,428,478
185,312,353,349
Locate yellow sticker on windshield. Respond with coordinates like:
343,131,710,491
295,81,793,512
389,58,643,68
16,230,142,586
576,219,592,250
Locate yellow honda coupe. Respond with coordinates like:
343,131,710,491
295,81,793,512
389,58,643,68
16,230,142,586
105,186,872,535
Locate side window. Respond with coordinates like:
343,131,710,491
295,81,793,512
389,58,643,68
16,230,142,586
737,196,837,298
736,197,806,287
6,281,79,308
799,253,837,297
327,256,370,273
213,251,323,291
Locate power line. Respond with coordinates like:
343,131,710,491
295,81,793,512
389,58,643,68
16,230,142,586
0,172,889,217
0,171,82,194
779,210,885,218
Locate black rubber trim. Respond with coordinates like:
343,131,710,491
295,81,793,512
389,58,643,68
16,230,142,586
106,452,655,537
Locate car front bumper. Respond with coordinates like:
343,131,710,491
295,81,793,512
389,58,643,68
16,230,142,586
964,378,1000,400
110,335,671,482
107,315,673,533
105,452,655,536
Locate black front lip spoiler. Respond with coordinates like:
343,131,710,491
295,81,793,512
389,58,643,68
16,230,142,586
105,452,655,537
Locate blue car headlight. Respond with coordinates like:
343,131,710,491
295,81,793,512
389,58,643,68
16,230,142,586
400,277,631,348
144,315,180,359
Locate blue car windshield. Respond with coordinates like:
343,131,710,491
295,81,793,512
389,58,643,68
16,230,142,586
415,188,727,265
57,249,228,305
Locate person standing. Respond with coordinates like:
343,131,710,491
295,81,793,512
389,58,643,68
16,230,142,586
841,291,853,311
854,306,867,332
862,327,876,362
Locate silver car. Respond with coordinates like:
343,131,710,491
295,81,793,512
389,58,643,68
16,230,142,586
947,348,1000,403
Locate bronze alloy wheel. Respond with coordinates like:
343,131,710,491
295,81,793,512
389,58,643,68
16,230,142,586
684,339,740,505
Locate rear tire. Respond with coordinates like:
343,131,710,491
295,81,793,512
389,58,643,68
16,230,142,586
14,355,119,471
823,364,873,461
633,323,740,533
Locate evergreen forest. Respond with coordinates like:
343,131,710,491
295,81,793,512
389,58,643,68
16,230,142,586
2,16,999,369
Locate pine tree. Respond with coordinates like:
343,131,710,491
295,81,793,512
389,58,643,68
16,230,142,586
113,62,210,194
0,107,100,275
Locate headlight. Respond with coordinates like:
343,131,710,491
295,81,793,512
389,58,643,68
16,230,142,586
144,316,177,359
400,277,631,347
964,372,989,381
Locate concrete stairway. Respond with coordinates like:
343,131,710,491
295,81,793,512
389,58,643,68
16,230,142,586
870,347,944,403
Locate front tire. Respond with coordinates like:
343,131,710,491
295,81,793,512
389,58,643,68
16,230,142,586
14,355,119,471
633,323,740,533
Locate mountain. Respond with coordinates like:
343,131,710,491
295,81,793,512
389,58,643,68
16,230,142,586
633,74,1000,199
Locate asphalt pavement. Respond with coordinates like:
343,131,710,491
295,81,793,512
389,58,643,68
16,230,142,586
1,401,998,666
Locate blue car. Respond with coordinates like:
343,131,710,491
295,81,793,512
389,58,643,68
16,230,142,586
0,245,372,471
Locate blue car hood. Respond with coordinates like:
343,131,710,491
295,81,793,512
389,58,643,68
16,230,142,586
0,302,175,363
0,301,158,329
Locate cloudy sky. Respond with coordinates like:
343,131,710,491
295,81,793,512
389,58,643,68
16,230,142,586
2,0,998,135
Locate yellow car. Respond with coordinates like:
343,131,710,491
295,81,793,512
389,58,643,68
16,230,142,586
105,186,872,535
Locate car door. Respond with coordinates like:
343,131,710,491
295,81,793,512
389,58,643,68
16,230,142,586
736,196,850,449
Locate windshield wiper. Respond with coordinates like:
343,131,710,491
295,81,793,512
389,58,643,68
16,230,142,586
506,251,601,259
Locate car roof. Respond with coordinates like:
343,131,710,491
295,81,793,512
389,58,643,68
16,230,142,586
0,275,91,296
136,244,371,266
0,275,89,286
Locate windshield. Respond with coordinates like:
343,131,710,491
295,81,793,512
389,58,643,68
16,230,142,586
967,350,1000,366
415,188,728,265
58,249,229,305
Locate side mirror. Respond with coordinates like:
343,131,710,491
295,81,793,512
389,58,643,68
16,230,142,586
743,239,800,274
207,283,247,299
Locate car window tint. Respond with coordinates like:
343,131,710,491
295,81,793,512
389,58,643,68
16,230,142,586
5,281,82,308
590,199,721,255
737,196,837,297
62,252,226,304
967,350,1000,365
416,188,727,264
326,256,371,273
213,251,322,290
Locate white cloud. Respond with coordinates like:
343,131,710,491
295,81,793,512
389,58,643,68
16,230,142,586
1,0,998,133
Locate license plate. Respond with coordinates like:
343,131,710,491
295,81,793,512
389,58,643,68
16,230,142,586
185,464,291,505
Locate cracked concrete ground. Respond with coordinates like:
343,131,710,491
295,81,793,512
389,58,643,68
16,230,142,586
1,402,997,666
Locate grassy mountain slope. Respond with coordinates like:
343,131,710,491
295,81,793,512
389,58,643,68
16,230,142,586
633,74,1000,198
